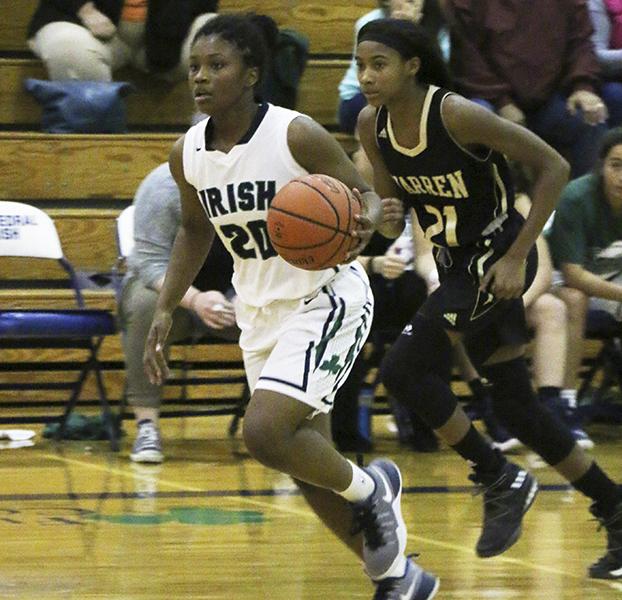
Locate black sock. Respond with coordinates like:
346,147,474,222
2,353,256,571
538,386,561,404
468,378,490,404
572,463,621,513
452,424,506,473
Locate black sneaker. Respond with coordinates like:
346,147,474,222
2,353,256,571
469,461,539,558
589,499,622,579
372,555,439,600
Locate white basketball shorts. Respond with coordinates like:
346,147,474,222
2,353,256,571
237,262,373,414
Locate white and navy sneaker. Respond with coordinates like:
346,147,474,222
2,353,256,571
130,419,163,464
373,556,439,600
351,458,408,580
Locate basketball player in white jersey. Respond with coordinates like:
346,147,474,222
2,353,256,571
143,14,438,600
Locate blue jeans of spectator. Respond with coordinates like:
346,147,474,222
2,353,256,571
338,91,368,134
473,84,622,176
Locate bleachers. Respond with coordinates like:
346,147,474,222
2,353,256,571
1,0,373,55
0,1,375,421
0,0,369,131
0,57,350,131
0,1,607,424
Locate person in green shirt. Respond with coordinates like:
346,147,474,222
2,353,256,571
548,126,622,446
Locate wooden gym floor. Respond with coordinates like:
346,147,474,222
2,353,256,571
1,415,621,599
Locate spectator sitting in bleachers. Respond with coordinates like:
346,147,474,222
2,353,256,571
27,1,218,83
331,218,431,453
589,0,622,126
119,161,238,464
548,126,622,430
447,0,622,177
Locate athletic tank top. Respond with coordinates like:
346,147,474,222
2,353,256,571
183,103,338,307
375,86,515,248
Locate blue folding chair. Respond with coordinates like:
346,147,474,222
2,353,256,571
0,201,119,449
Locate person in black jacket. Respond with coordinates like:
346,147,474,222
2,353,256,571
27,0,218,82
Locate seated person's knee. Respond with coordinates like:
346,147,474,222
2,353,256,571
559,286,589,317
528,293,567,329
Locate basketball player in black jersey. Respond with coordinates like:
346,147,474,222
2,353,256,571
356,18,622,580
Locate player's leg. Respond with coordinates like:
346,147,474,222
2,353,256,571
479,343,622,579
244,394,438,597
381,314,538,558
240,265,438,594
453,340,520,452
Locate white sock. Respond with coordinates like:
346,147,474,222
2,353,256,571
338,460,376,502
561,388,577,409
382,556,408,580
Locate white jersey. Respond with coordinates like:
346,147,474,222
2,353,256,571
182,104,339,308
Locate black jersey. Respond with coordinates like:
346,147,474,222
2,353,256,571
375,86,515,248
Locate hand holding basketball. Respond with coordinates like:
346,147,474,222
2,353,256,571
267,174,363,270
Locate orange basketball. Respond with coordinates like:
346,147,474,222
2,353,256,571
267,174,362,270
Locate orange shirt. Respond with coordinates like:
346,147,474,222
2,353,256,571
121,0,148,23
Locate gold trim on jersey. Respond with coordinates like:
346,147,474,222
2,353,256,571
492,163,508,217
386,85,438,157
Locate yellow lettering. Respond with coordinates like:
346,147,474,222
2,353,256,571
406,176,425,195
419,176,437,196
447,170,468,199
396,176,416,195
432,175,452,198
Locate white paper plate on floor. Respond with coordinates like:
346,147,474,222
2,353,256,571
0,429,36,441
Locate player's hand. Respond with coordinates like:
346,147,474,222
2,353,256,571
498,103,526,126
346,188,375,261
377,197,405,238
379,253,408,279
191,291,236,329
143,310,173,386
567,90,608,126
390,0,424,21
479,255,526,299
77,2,117,39
347,213,374,261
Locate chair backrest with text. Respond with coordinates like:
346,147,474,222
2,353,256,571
0,201,118,449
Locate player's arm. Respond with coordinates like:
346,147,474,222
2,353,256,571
144,135,215,385
514,194,553,307
358,105,405,239
287,115,382,257
155,135,215,314
442,94,570,263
